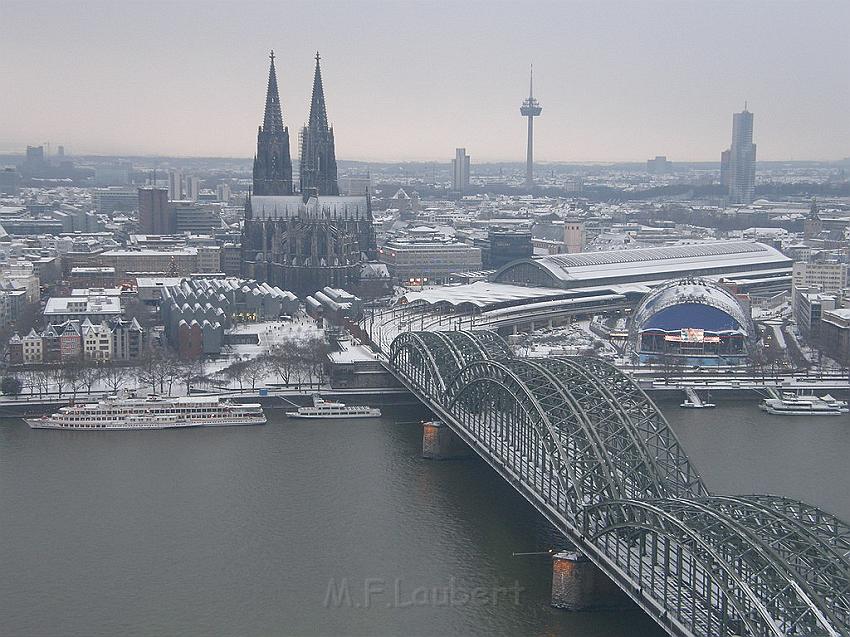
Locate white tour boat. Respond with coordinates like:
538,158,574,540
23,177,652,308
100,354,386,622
760,393,849,416
25,394,267,430
286,395,381,419
680,400,717,409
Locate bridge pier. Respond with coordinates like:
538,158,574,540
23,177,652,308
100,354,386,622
551,551,632,611
422,421,471,460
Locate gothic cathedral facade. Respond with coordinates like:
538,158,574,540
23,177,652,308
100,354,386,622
242,52,375,298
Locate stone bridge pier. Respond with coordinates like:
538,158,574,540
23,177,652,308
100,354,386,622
421,421,471,460
551,551,632,611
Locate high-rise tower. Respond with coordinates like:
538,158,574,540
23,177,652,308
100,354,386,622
253,51,293,196
721,105,756,205
138,186,170,235
519,65,542,188
451,148,470,194
299,52,339,197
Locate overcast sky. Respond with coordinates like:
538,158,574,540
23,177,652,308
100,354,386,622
2,0,848,162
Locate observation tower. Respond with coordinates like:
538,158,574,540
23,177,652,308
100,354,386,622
519,65,542,188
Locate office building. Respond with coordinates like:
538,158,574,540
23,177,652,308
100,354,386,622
171,201,220,234
793,286,838,340
168,170,184,200
0,168,19,195
43,294,123,324
379,235,482,285
100,246,220,279
646,156,673,174
821,309,850,363
792,261,848,294
721,106,757,204
186,176,200,202
94,187,138,214
138,187,171,235
451,148,470,194
477,228,532,269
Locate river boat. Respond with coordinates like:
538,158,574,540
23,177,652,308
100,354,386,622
25,395,266,430
286,395,381,419
680,400,717,409
759,393,848,416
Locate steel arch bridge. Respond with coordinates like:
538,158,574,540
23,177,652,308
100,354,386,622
388,330,850,637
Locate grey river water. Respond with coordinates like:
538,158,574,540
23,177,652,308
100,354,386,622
2,398,849,637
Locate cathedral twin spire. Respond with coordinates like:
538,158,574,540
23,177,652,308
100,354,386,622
263,51,285,134
307,52,329,132
252,51,338,198
253,50,293,196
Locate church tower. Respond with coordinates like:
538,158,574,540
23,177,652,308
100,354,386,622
253,51,293,196
299,52,339,197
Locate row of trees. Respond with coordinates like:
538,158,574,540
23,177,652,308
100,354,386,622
1,336,331,398
1,346,201,398
10,359,138,398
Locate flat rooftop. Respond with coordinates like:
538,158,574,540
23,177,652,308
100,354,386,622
44,295,122,315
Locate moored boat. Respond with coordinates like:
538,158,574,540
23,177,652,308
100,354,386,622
287,395,381,419
25,394,266,430
760,392,848,416
680,400,717,409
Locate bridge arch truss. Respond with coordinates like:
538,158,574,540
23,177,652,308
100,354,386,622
389,330,850,637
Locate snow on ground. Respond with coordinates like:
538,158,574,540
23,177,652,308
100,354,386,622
511,318,617,360
205,316,324,378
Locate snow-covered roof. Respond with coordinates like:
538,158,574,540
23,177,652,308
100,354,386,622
44,295,122,316
631,278,753,337
493,241,790,288
327,343,377,364
399,281,568,308
250,195,369,220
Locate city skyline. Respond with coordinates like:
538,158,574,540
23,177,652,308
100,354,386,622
1,0,849,162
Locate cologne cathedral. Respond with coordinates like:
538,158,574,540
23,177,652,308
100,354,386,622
242,52,376,297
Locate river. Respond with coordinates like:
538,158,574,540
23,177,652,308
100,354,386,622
1,398,848,636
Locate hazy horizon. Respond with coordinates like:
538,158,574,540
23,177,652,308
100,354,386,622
2,0,848,163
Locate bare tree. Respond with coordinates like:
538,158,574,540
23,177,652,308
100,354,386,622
62,362,86,399
137,347,173,394
244,356,269,389
299,336,328,386
266,342,299,385
100,361,135,394
77,361,102,395
161,352,183,396
178,357,205,394
222,358,249,390
21,368,46,397
749,343,767,382
46,365,66,398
